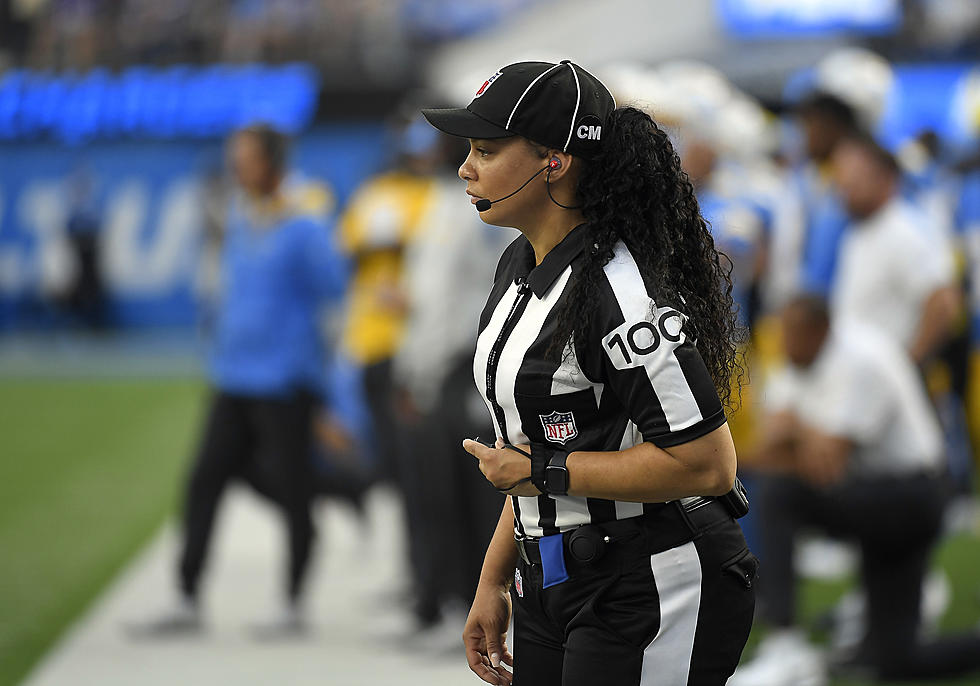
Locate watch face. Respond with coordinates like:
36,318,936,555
546,465,569,495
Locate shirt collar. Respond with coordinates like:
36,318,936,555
517,223,590,298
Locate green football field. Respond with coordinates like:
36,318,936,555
0,378,978,686
0,378,205,686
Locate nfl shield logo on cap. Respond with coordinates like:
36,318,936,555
475,70,502,98
539,410,578,445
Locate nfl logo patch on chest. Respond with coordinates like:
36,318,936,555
539,410,578,445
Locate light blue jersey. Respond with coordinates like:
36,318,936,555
210,197,348,397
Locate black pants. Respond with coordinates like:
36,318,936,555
512,517,756,686
363,359,399,481
434,358,503,604
178,390,315,603
406,356,502,623
65,231,106,329
758,473,980,680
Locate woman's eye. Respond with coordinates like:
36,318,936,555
476,147,489,157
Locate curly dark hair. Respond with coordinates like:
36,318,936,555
552,106,745,410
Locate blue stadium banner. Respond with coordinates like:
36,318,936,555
717,0,901,38
0,63,319,144
0,125,386,329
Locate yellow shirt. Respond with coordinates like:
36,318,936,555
338,171,436,365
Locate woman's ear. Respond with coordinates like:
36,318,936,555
546,150,575,181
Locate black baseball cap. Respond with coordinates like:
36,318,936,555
421,60,616,158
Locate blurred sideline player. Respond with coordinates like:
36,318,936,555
789,49,895,299
790,93,860,297
390,113,515,638
335,117,432,481
337,111,478,630
830,135,971,494
129,124,348,638
730,296,980,685
829,134,960,363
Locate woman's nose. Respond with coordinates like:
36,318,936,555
458,156,475,181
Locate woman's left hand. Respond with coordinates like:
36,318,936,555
462,438,541,496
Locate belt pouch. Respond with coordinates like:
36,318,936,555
539,534,569,588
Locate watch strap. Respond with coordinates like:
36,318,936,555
529,443,555,494
544,450,570,496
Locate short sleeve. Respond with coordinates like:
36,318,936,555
897,220,953,301
813,350,891,445
762,368,797,414
587,246,726,448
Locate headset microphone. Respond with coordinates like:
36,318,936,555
474,158,563,212
473,198,493,212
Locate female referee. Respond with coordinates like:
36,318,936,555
422,60,756,686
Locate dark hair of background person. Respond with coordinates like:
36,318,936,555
550,106,745,410
784,293,831,327
794,92,859,132
839,131,902,177
237,123,290,175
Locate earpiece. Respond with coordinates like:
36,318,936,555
545,156,581,210
475,157,573,213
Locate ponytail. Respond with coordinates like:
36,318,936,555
553,107,744,409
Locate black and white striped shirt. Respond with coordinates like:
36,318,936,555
474,224,726,538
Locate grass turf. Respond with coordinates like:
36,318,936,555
0,379,204,686
0,378,977,686
811,533,980,685
739,530,980,686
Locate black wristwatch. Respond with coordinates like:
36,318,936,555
544,451,570,496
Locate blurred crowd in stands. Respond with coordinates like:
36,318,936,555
0,0,543,85
2,0,979,82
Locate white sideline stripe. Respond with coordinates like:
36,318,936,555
641,540,702,685
19,488,469,686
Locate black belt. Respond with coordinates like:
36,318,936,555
515,499,731,567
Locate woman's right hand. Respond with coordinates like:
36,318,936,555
463,582,514,685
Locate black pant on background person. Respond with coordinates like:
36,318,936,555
363,359,399,482
65,231,106,328
757,472,980,680
397,356,502,626
179,390,316,604
410,356,502,623
436,356,504,603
